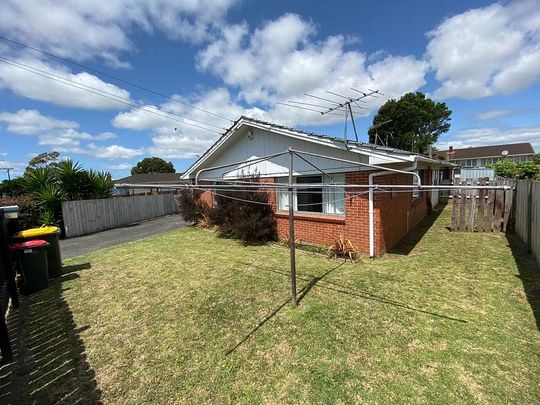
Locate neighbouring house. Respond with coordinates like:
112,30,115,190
434,143,535,168
113,173,186,196
182,117,452,256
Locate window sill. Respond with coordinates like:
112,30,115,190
275,211,346,224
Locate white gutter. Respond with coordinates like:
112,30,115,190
369,161,418,258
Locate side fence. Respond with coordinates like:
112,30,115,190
515,180,540,266
451,178,515,232
62,194,179,238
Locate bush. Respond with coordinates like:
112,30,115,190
0,196,41,231
328,234,359,261
177,190,205,223
487,159,540,179
208,186,277,244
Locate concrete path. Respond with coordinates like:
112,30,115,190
60,214,189,259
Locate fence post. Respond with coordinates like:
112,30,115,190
527,180,533,253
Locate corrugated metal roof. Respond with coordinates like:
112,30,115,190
435,142,534,160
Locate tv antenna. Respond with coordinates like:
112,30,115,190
276,88,381,144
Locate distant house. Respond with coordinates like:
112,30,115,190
182,116,452,256
113,173,186,196
434,143,535,168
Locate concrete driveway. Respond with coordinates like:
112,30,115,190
60,214,189,259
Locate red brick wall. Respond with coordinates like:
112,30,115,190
373,170,430,254
195,169,431,255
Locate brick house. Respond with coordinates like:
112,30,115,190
182,117,451,256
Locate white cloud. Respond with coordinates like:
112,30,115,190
87,144,145,160
113,10,430,159
0,109,77,134
427,1,540,99
197,14,428,113
471,108,532,121
113,87,265,158
0,0,239,67
0,58,132,110
437,126,540,151
108,162,133,170
0,109,121,155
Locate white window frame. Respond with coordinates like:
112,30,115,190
276,174,345,215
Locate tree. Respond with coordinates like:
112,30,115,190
26,151,60,171
487,159,540,179
131,157,175,175
23,160,114,228
0,177,25,197
368,92,452,154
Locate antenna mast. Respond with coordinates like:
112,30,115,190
276,88,382,144
319,89,380,143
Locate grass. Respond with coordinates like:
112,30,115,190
2,206,539,404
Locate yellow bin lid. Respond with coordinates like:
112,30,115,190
14,226,59,238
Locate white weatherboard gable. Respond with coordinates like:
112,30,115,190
192,125,370,181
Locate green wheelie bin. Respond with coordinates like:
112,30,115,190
10,240,50,293
14,226,62,278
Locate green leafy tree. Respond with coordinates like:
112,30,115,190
487,159,540,179
0,177,25,196
368,92,452,154
131,157,175,175
26,151,61,171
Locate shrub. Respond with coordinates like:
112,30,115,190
207,185,277,244
178,182,277,244
516,162,540,179
328,234,359,261
487,159,540,179
177,190,205,223
0,196,41,230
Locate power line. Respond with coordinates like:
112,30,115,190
0,56,226,131
0,57,224,135
0,35,234,123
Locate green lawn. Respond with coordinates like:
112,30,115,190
2,206,539,404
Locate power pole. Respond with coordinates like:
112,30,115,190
0,168,14,197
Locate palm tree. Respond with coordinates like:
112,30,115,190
56,159,85,200
86,169,114,199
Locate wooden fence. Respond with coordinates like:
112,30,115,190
62,194,179,238
515,180,540,266
451,178,515,232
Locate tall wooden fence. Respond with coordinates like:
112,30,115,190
515,180,540,266
62,194,179,238
451,178,515,232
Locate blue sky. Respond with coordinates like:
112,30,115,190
0,0,539,179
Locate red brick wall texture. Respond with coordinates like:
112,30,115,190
197,169,431,256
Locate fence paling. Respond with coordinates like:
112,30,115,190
515,179,540,267
451,178,515,233
61,194,179,238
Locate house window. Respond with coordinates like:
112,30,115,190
276,174,345,215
